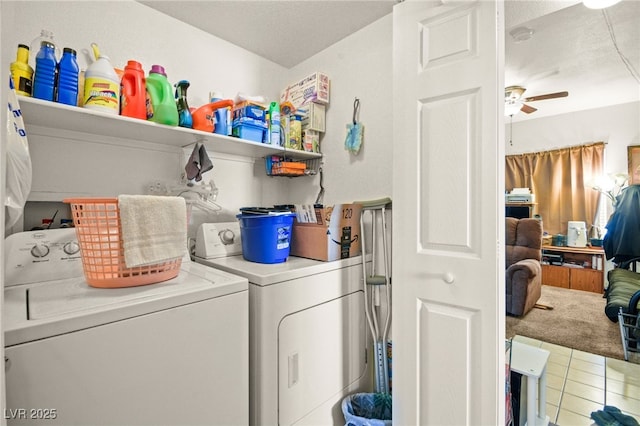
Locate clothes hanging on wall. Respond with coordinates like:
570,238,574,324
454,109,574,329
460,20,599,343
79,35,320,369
604,184,640,265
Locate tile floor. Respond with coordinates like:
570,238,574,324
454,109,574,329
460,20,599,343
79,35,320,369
511,335,640,425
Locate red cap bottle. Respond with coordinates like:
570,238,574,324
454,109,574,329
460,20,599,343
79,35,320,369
120,60,146,119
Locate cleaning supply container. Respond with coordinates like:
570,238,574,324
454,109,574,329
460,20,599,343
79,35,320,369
146,65,179,126
192,99,234,132
236,212,295,263
32,41,57,101
83,44,120,114
63,198,182,288
268,101,281,145
10,44,34,97
56,47,79,106
175,80,193,128
120,60,146,119
209,91,231,135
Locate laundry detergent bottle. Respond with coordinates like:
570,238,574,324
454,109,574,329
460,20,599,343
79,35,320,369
32,41,57,101
10,44,34,97
83,43,120,114
209,91,231,135
120,60,146,119
56,47,79,106
146,65,178,126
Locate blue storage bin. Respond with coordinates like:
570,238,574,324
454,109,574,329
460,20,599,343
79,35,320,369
233,118,267,143
236,213,295,263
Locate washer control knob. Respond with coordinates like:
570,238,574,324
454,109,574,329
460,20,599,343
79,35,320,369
30,243,50,258
219,229,235,245
63,241,80,255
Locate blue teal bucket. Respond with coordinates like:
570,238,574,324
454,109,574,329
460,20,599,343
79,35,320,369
236,213,295,263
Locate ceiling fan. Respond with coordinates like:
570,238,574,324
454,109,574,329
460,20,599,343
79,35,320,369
504,85,569,116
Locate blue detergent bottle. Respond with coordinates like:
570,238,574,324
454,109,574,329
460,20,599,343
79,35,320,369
32,41,57,101
56,47,79,106
209,91,231,135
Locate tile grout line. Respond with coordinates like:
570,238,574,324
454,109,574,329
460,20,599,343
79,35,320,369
553,348,572,424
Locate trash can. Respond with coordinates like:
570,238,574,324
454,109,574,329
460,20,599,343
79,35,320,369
342,393,392,426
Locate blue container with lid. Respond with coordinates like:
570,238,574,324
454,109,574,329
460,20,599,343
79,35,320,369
33,41,57,101
236,213,295,263
56,47,79,106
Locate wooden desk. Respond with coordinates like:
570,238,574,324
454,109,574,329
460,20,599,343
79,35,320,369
541,245,605,293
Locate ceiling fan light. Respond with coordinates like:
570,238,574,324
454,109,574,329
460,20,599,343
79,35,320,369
504,102,522,117
582,0,621,9
509,27,534,43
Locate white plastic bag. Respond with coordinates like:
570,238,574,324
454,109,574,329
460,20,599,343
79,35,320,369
5,77,32,232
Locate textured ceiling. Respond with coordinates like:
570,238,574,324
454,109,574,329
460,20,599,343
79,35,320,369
139,0,396,69
140,0,640,121
505,0,640,121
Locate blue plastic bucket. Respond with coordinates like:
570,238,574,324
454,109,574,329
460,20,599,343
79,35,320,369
236,213,295,263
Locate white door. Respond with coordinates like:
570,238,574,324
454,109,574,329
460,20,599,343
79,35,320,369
392,1,505,425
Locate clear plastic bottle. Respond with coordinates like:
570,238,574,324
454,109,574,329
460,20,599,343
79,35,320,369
10,44,34,97
32,41,57,101
29,29,60,68
56,48,79,106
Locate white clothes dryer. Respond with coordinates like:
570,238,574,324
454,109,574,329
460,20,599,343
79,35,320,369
4,228,249,426
194,222,371,426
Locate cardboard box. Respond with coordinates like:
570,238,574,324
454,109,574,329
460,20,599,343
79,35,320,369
290,203,362,261
302,129,320,153
300,102,326,132
280,72,330,110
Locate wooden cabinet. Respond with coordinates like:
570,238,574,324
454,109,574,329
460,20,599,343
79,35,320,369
541,245,605,294
541,264,570,289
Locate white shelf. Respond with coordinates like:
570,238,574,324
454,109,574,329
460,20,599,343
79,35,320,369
17,96,322,160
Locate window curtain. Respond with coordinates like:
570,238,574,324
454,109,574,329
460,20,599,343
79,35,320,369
505,142,605,236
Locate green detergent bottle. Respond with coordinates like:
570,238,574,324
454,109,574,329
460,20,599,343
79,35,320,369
146,65,178,126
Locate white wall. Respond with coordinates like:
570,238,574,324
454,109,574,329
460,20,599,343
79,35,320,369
1,0,291,230
270,14,394,206
2,1,394,226
505,101,640,178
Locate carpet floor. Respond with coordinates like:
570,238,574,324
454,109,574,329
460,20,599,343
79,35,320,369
506,285,624,360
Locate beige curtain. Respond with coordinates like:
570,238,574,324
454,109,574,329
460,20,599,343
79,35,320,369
505,142,605,235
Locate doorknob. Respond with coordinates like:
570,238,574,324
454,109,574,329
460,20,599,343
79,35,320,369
443,273,455,284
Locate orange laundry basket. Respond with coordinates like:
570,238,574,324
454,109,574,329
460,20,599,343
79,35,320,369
64,198,182,288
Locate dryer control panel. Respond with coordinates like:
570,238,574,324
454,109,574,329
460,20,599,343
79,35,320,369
4,228,83,287
194,222,243,260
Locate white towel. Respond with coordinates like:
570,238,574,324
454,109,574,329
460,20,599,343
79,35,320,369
118,195,187,268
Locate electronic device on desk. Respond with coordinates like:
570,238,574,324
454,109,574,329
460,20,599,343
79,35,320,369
505,188,536,204
542,253,563,266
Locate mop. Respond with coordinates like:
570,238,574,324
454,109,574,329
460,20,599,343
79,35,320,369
345,97,364,154
356,197,393,395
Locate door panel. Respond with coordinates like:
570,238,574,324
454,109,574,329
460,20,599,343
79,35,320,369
278,292,366,426
393,1,505,424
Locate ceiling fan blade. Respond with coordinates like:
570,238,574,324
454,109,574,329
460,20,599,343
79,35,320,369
521,103,537,114
524,91,568,102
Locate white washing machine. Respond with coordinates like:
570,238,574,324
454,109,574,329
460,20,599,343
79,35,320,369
194,222,371,426
4,228,249,426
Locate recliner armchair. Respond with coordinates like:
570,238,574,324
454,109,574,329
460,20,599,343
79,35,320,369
506,217,543,316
